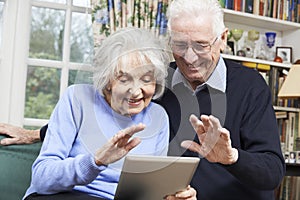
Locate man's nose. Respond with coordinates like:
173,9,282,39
183,47,198,64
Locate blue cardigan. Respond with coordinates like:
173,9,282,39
24,84,169,199
156,59,285,200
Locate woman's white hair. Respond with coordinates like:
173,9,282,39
167,0,225,37
93,27,171,99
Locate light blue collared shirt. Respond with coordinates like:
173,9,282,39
171,56,227,94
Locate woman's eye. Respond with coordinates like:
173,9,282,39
141,75,154,83
118,76,130,83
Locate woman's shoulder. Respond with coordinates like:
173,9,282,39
147,102,169,118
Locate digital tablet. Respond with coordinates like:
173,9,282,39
114,155,200,200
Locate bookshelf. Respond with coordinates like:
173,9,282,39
223,8,300,64
222,7,300,199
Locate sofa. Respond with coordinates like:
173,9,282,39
0,135,42,200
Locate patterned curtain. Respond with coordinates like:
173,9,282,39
90,0,171,47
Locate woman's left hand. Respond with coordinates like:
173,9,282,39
165,185,197,200
94,123,145,166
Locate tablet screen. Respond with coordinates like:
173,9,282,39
114,155,200,200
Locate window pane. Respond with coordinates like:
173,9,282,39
73,0,90,7
34,0,66,4
0,1,4,48
70,12,93,64
68,69,93,85
29,7,65,60
25,66,61,119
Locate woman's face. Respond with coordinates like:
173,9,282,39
104,55,156,116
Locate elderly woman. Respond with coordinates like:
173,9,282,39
23,28,196,200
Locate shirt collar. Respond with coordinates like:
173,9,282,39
171,56,227,93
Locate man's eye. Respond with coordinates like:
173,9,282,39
194,43,208,50
173,43,187,49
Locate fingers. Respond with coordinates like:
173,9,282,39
208,115,222,130
175,185,197,199
189,114,205,133
111,123,145,145
165,185,197,200
124,137,141,151
181,140,201,154
0,138,18,146
219,127,230,141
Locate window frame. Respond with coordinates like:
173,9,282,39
0,0,92,127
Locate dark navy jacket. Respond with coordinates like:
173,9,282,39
156,59,285,200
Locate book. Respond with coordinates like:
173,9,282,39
286,112,296,152
273,0,278,18
225,0,234,9
276,111,288,119
233,0,243,11
245,0,254,13
253,0,260,14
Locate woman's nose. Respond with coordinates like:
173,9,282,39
128,82,142,96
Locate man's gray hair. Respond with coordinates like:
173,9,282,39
167,0,225,37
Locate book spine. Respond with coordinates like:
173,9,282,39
273,0,278,18
226,0,234,9
234,0,243,11
245,0,254,13
253,0,260,14
297,0,300,23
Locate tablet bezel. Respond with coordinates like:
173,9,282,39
114,155,200,200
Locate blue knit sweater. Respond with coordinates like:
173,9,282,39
24,84,169,199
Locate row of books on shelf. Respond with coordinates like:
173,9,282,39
275,176,300,200
219,0,300,23
259,66,300,108
277,111,300,164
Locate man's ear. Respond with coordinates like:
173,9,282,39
220,28,228,52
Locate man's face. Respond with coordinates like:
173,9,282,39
170,15,225,90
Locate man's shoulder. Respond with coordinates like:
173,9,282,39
224,59,265,83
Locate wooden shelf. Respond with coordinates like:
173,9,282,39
222,54,292,69
224,9,300,31
274,106,300,112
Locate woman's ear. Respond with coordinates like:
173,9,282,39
105,83,112,92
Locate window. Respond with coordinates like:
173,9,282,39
0,0,167,127
0,0,5,57
24,0,93,126
0,0,93,127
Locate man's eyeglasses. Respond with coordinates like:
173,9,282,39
170,36,220,55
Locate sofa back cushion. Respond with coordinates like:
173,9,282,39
0,135,41,200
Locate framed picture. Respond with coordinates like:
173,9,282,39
276,46,292,63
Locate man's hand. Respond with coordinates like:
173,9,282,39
0,123,40,145
165,185,197,200
94,123,145,166
181,114,238,165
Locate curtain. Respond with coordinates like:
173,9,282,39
90,0,171,46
